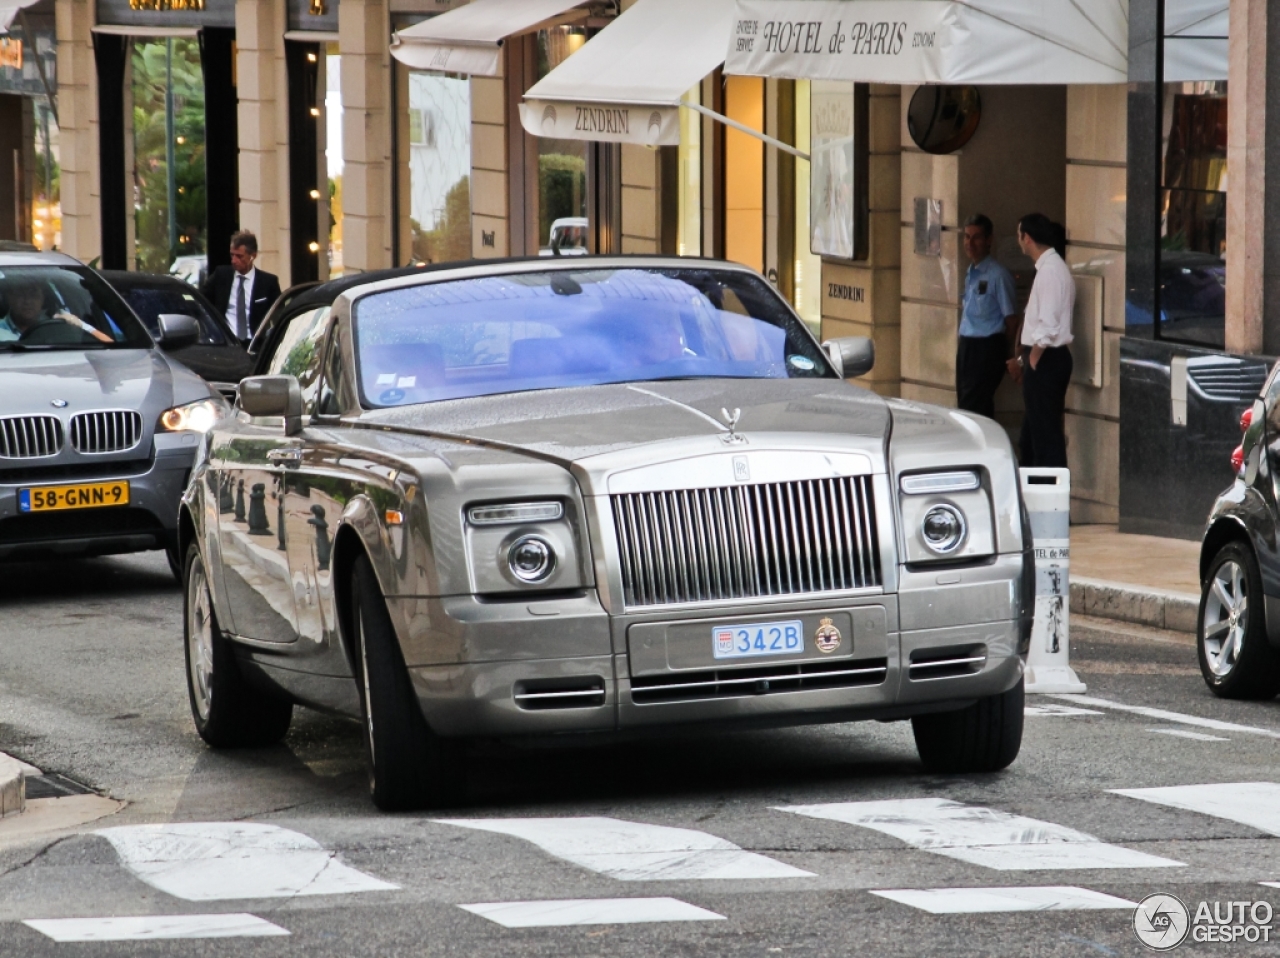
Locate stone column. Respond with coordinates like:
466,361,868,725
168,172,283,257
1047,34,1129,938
621,146,659,254
55,0,99,263
235,0,290,283
470,68,508,257
1224,0,1280,355
823,84,901,397
339,0,392,273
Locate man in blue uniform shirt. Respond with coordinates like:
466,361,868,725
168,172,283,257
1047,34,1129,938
957,213,1019,419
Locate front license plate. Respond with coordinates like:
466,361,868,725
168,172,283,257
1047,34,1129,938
712,619,804,660
18,480,130,513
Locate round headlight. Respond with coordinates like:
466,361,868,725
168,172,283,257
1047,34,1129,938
921,504,967,555
508,535,556,582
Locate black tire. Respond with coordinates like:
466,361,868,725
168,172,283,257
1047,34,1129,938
184,542,293,747
165,543,183,583
1197,542,1280,699
351,555,458,810
912,678,1024,773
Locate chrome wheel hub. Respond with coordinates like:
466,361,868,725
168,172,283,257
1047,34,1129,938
1203,560,1248,678
187,560,215,721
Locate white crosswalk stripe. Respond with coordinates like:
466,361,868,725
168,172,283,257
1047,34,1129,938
458,898,726,927
95,823,399,901
777,798,1183,870
869,886,1137,914
1112,782,1280,835
432,816,813,880
22,915,290,942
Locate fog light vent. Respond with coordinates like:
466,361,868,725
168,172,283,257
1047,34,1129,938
513,677,606,710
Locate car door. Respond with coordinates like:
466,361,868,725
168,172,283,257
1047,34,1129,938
211,305,333,644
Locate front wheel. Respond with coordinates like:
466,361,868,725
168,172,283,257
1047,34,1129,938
351,555,458,810
1198,542,1280,699
912,679,1024,773
184,542,293,747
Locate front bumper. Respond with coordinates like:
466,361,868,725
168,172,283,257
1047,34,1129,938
0,433,200,560
396,554,1027,737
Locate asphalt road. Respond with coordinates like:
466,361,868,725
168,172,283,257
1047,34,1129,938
3,550,1280,956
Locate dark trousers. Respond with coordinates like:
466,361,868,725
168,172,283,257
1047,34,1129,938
956,333,1008,419
1019,345,1073,468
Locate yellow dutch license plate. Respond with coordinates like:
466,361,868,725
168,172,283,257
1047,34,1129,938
18,481,130,513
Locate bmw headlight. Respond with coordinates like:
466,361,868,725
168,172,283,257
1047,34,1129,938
159,397,229,434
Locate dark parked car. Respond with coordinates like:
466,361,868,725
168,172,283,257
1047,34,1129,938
180,256,1032,810
1198,359,1280,698
101,271,251,400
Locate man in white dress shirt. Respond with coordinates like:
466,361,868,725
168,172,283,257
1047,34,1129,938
1007,213,1073,468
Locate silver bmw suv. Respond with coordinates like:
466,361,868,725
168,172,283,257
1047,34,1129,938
0,251,228,576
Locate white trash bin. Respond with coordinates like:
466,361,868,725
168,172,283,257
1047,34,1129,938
1020,467,1086,694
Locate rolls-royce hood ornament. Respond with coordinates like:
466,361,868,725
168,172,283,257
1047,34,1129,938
720,407,746,445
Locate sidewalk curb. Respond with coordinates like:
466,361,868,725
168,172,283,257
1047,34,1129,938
1070,576,1199,634
0,753,25,818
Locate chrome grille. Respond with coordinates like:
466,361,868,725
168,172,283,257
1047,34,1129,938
1187,360,1269,401
611,476,881,608
0,415,63,459
69,411,143,454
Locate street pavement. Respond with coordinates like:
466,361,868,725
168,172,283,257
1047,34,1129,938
3,552,1280,956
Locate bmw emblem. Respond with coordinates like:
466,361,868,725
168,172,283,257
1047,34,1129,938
50,399,68,408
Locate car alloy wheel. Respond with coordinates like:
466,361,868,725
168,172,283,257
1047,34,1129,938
1202,559,1247,678
359,613,376,773
187,557,216,722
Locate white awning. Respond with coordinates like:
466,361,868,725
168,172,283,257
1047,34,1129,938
1165,0,1227,82
390,0,588,76
520,0,737,147
725,0,1130,85
0,0,41,35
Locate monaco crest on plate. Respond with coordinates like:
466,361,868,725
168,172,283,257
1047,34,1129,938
814,617,842,654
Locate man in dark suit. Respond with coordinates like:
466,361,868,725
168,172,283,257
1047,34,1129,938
201,230,282,345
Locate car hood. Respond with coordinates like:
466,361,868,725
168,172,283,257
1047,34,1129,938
0,348,212,415
361,378,891,465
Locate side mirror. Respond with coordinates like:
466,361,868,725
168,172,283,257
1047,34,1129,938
239,375,303,436
823,336,875,379
157,313,200,350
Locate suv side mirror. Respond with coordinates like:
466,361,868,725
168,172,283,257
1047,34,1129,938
239,375,303,435
157,313,200,350
823,336,875,379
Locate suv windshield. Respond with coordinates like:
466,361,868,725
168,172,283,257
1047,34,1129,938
0,266,152,350
352,268,834,408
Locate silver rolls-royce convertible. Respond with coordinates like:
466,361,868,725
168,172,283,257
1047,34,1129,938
179,257,1034,810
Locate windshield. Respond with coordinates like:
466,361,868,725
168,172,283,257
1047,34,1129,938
352,268,834,408
0,266,152,350
118,284,230,346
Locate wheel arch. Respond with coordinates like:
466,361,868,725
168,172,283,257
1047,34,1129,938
1201,516,1252,586
330,522,368,677
177,504,198,565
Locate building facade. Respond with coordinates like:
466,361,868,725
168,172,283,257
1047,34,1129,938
37,0,1251,536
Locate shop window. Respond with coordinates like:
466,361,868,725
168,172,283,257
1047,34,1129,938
130,37,206,275
407,72,470,265
33,101,59,251
792,80,821,332
325,44,345,277
533,27,588,253
723,75,764,273
1153,81,1227,349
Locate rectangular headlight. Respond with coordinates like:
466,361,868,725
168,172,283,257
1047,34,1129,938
467,501,564,526
900,471,981,495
